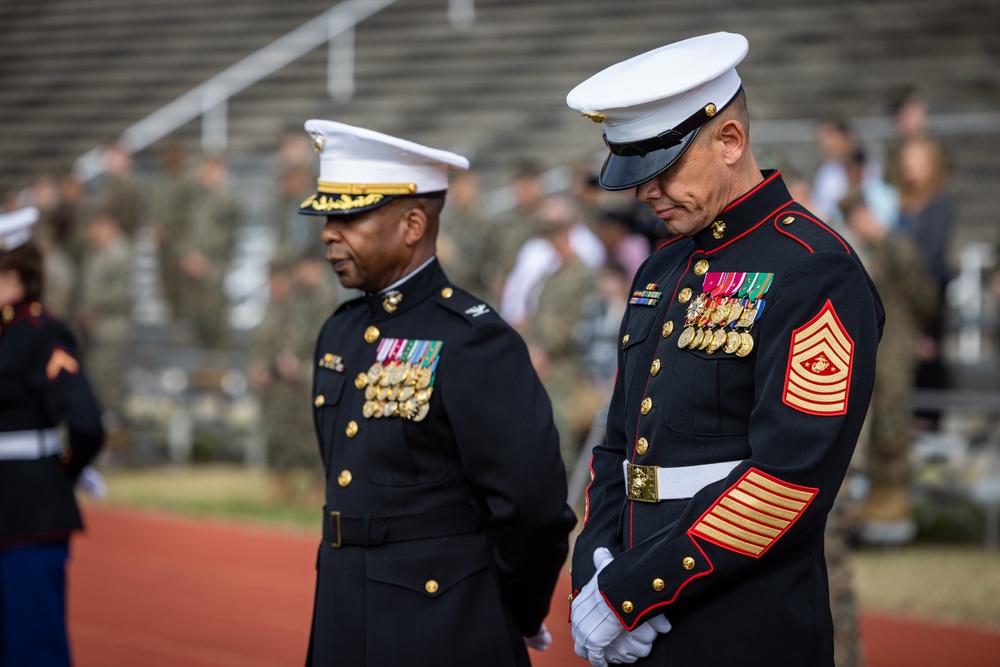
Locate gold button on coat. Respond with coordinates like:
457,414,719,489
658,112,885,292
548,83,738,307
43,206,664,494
314,395,325,407
425,580,439,594
682,557,696,570
652,578,665,592
338,470,352,487
622,601,634,614
345,421,358,438
662,321,674,338
678,287,693,303
650,359,661,376
364,326,380,343
694,260,710,275
354,373,368,389
568,593,574,603
441,287,453,298
636,438,649,456
640,397,652,415
782,216,795,225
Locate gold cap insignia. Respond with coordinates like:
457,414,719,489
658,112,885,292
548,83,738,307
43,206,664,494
310,132,326,153
581,111,607,123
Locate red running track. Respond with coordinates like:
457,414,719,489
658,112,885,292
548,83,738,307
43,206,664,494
68,506,1000,667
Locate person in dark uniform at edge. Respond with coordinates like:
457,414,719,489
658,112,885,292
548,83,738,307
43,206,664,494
563,33,884,666
0,206,105,667
296,120,577,667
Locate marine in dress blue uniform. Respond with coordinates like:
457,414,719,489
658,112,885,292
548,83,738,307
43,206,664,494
297,121,576,666
0,207,105,667
565,34,885,666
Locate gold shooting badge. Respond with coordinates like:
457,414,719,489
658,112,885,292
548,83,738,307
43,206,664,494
626,464,659,502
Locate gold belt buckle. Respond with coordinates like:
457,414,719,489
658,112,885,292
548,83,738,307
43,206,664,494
626,464,659,502
329,510,342,548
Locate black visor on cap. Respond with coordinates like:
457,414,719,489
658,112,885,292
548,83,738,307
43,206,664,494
599,128,699,191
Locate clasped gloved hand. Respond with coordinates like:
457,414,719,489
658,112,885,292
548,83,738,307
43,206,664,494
571,547,672,666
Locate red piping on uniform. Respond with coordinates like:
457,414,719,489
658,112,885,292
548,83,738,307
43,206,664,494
630,252,697,547
774,219,814,253
603,535,715,631
774,210,852,255
656,235,687,251
721,170,781,212
706,199,793,255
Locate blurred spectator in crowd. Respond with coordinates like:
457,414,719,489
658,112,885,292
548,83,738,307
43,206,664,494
884,85,931,189
438,170,494,302
812,119,882,223
248,248,333,503
591,208,650,282
574,261,629,395
174,154,239,349
26,174,77,318
500,195,604,328
492,159,547,293
845,148,899,229
88,143,142,239
896,136,954,430
146,140,197,320
52,171,87,267
272,126,321,270
840,190,939,544
75,210,133,448
525,207,597,469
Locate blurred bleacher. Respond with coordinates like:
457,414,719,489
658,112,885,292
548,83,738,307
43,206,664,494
2,0,1000,499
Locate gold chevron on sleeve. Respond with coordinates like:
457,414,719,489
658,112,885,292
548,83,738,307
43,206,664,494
689,468,818,558
782,300,854,416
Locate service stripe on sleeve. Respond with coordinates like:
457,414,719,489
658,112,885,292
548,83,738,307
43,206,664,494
689,468,818,558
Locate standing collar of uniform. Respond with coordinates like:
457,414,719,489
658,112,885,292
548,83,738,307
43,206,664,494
0,298,44,329
691,170,793,253
363,256,448,320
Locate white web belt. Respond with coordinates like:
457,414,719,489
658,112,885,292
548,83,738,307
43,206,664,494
624,459,743,501
0,428,62,460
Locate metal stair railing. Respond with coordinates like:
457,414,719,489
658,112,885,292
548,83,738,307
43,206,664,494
74,0,477,182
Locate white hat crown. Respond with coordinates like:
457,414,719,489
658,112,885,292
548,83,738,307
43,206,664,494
0,207,39,252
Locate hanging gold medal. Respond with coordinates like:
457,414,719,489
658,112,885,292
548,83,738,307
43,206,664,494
363,400,377,418
708,328,727,353
724,330,742,354
735,332,755,357
677,326,696,349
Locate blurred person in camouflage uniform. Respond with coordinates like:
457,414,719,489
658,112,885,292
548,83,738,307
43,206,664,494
525,197,597,470
146,140,197,320
437,170,493,302
490,159,547,297
75,210,132,446
174,154,239,349
88,143,142,240
840,190,938,544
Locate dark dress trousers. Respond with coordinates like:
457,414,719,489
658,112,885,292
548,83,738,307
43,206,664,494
306,259,576,666
572,171,884,666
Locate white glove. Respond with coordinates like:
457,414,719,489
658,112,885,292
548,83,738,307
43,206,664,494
603,614,672,664
76,465,107,498
571,547,621,666
523,623,552,651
